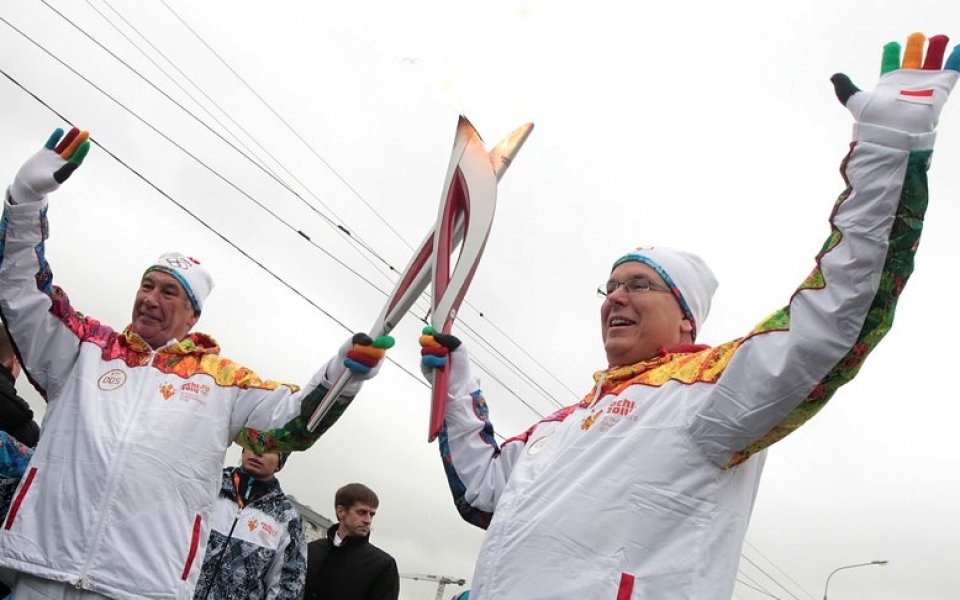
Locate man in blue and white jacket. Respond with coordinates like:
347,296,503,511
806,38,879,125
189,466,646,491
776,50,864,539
0,127,394,599
194,449,305,600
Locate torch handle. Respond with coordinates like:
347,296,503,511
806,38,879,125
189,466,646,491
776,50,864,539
305,368,356,432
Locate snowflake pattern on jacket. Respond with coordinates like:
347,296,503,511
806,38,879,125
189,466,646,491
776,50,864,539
193,467,306,600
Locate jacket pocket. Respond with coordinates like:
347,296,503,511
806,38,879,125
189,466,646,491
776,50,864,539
180,514,202,580
4,466,37,530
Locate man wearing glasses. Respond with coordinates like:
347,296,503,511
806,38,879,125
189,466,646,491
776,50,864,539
419,33,959,599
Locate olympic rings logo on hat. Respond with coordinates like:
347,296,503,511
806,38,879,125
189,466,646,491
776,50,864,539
165,256,199,270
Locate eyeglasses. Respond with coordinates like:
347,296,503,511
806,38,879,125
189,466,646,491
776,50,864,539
597,277,672,298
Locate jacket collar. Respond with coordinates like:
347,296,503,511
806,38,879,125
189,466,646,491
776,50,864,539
585,343,712,405
120,327,221,356
325,522,371,548
221,466,283,506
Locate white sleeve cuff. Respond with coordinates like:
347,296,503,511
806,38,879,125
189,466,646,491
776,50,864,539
852,123,937,151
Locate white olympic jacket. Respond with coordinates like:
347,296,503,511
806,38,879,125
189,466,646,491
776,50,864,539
439,122,938,599
0,196,360,599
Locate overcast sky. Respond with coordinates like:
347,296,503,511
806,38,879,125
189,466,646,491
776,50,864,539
2,1,960,598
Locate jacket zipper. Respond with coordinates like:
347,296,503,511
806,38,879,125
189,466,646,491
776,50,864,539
76,347,157,589
198,478,281,598
197,504,242,600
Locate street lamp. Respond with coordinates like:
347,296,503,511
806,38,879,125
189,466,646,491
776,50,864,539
822,560,889,600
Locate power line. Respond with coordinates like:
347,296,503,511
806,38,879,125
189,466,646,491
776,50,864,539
0,12,392,298
736,576,783,600
152,0,582,406
458,318,565,411
0,65,428,391
475,311,581,400
744,540,817,600
45,0,569,412
39,0,400,282
0,61,539,437
158,0,417,253
740,553,805,600
8,4,578,424
85,0,282,180
86,0,402,290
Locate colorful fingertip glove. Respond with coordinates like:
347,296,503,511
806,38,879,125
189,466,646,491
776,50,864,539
830,33,959,134
419,326,462,370
10,127,92,205
343,332,395,376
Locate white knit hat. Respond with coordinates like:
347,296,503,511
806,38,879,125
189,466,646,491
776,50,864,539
612,247,718,340
144,252,214,314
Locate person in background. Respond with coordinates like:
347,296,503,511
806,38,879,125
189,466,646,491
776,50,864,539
0,430,32,598
0,326,36,599
194,448,305,600
304,483,399,600
0,328,38,448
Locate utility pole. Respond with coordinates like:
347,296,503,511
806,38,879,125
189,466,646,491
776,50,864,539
400,572,466,600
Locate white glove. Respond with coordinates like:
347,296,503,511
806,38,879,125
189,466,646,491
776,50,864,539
831,33,960,134
322,333,393,394
9,127,90,204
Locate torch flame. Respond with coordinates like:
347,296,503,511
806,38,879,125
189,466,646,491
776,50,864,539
489,123,534,181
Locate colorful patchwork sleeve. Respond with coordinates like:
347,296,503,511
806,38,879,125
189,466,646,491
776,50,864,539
0,198,107,400
691,132,933,468
230,353,359,454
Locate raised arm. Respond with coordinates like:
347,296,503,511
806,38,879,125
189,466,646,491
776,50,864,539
0,127,96,398
691,34,959,467
420,329,539,528
232,334,393,453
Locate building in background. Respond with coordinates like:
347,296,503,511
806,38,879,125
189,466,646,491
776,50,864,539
288,495,333,543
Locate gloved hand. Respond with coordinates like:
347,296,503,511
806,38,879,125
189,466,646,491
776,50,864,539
419,326,473,394
831,33,960,135
419,326,461,371
342,332,394,379
9,127,91,204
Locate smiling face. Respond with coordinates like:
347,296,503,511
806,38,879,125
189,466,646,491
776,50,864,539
600,262,693,367
131,271,199,349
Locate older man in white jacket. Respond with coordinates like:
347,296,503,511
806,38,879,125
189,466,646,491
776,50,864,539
420,33,960,599
0,128,393,599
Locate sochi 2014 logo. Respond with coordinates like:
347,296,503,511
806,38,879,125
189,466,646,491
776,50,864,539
159,383,176,401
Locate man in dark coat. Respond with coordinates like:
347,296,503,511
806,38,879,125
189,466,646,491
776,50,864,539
0,327,38,448
304,483,399,600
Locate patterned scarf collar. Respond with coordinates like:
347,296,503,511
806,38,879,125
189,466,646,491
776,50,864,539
120,328,221,355
581,343,709,408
